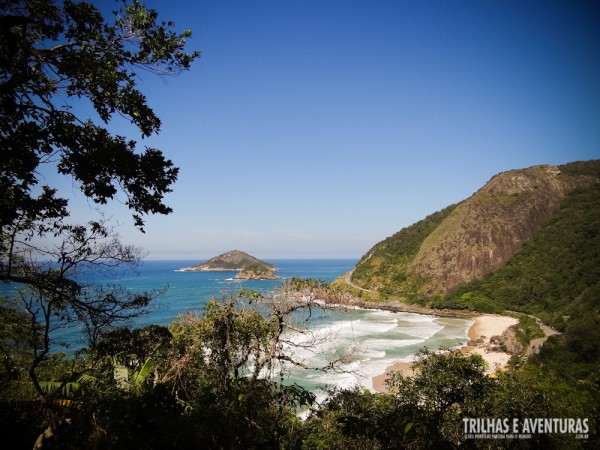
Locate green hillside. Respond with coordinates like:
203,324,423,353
444,181,600,379
444,182,600,321
349,159,600,379
351,161,600,301
350,204,459,299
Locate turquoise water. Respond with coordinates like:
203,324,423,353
88,259,358,327
1,259,472,396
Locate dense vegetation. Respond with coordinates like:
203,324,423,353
443,184,600,320
350,204,459,299
1,0,598,447
347,161,600,381
307,349,597,449
334,160,600,446
0,0,199,447
351,161,600,302
1,297,598,449
441,182,600,381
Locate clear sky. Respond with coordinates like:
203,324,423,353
66,0,600,260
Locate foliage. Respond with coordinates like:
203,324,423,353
3,302,599,448
0,0,199,238
386,348,493,448
0,0,199,447
301,349,598,449
350,204,458,298
429,290,503,313
444,181,600,379
300,388,404,450
2,4,598,443
350,160,600,307
485,365,596,449
512,314,545,348
138,285,361,447
288,277,330,291
300,349,490,449
329,277,381,302
64,291,331,449
0,252,157,397
68,382,186,450
168,298,281,391
329,162,600,445
558,159,600,178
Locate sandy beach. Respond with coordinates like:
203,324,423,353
372,314,518,393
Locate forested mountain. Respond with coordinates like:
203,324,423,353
351,160,600,300
349,160,600,379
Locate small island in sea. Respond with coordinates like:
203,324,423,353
178,250,281,280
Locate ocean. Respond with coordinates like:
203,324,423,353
2,259,472,398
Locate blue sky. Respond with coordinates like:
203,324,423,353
68,0,600,259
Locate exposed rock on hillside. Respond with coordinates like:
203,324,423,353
351,162,599,296
411,165,595,294
498,327,523,355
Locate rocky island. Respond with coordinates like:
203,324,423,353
179,250,280,280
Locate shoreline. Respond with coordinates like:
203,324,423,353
371,314,519,393
320,296,478,319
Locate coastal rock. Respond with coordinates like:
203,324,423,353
489,335,502,345
235,265,281,280
499,327,523,355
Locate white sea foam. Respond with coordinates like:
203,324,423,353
279,309,471,397
326,320,398,342
399,321,444,339
361,337,425,351
367,350,387,359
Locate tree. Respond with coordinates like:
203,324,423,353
1,0,200,279
301,388,406,450
0,0,198,447
165,284,356,397
155,286,356,448
386,348,493,448
300,349,492,449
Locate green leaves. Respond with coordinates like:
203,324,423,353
38,380,80,397
0,2,200,445
351,204,458,296
133,357,156,386
1,0,199,234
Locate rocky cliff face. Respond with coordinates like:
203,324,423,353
351,162,599,296
411,165,594,294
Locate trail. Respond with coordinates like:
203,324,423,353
341,271,377,293
524,316,560,356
